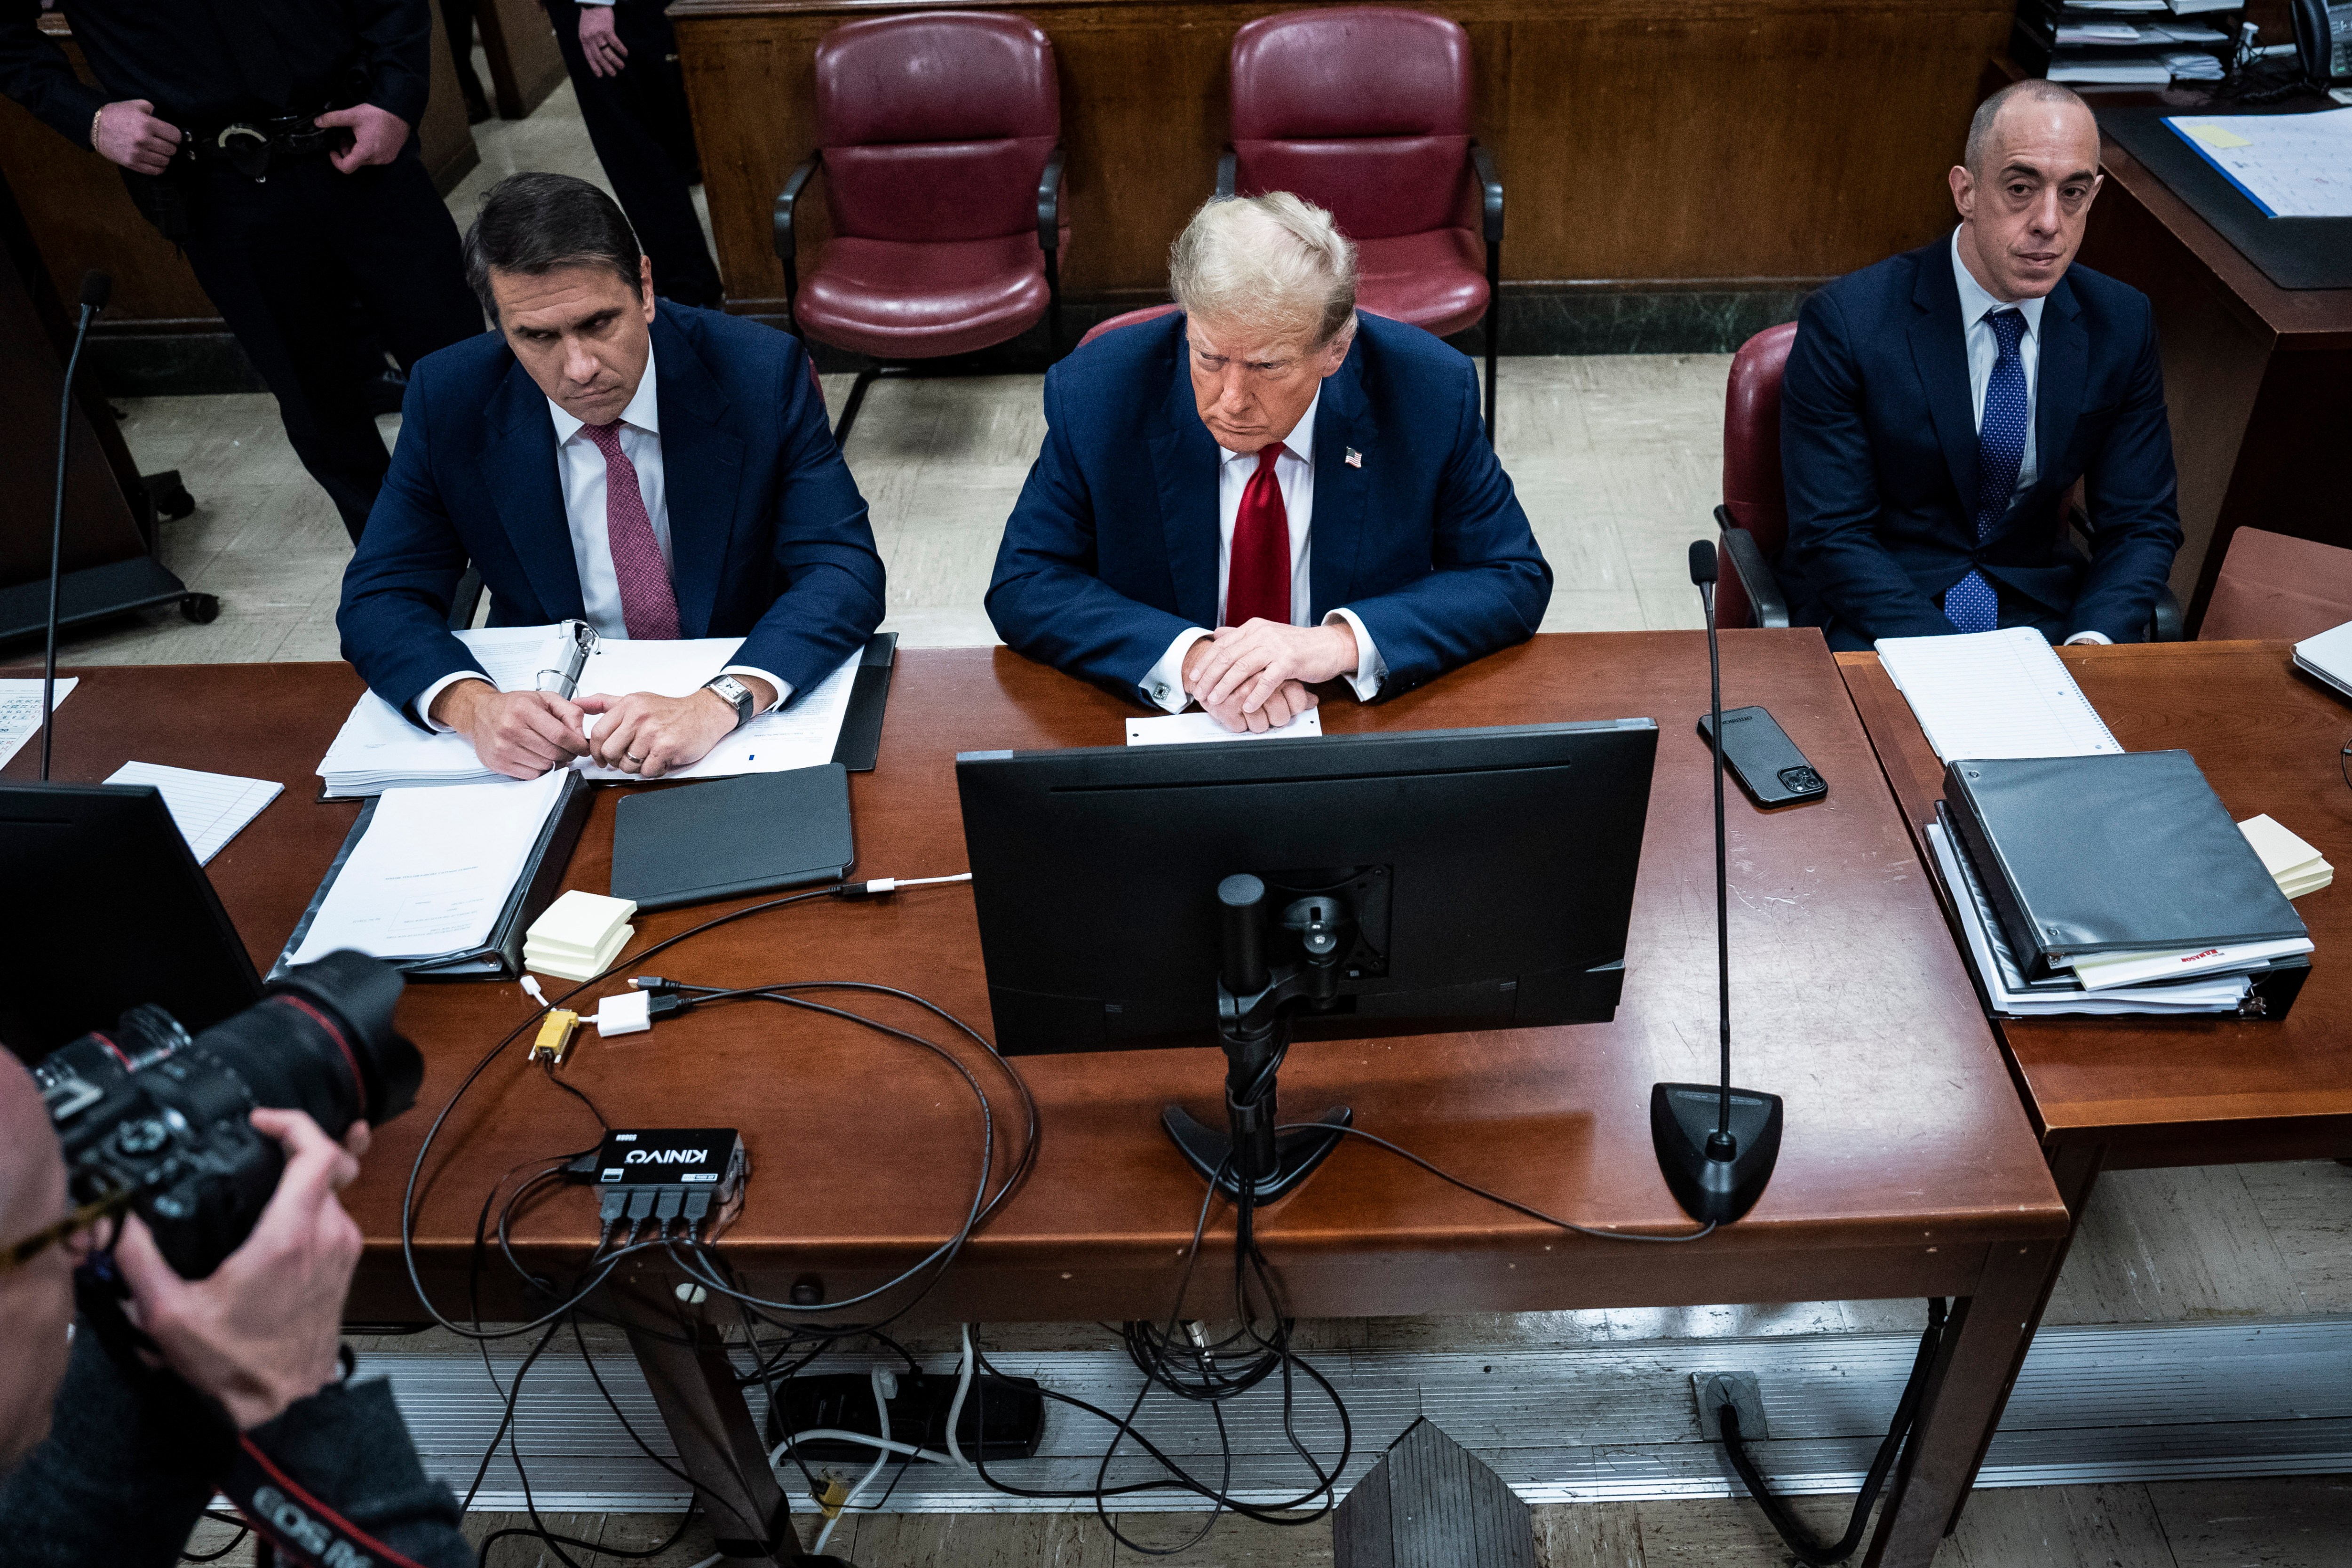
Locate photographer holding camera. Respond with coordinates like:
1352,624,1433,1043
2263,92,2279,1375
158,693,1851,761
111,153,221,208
0,956,470,1568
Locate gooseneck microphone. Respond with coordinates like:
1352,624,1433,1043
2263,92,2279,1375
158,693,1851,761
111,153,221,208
41,270,110,781
1648,538,1783,1223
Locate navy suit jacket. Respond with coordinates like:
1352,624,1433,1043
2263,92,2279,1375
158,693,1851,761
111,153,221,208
985,312,1551,702
337,303,884,724
1777,239,2181,648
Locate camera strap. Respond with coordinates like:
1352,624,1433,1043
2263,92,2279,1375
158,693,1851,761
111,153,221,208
223,1433,435,1568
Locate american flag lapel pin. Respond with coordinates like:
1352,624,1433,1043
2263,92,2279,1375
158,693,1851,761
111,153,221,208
1345,447,1362,468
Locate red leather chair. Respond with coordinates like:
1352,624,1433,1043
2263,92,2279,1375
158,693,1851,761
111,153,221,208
1076,303,1180,350
773,12,1067,442
1219,8,1502,439
1712,320,2182,639
1714,323,1798,629
2198,528,2352,642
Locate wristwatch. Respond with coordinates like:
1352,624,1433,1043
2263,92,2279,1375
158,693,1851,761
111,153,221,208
702,674,755,731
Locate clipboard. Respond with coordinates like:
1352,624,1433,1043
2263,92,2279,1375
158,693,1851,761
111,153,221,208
271,770,594,982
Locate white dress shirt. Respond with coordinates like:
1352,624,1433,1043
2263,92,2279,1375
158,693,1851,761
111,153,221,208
1139,390,1388,713
1951,228,2107,645
421,339,790,728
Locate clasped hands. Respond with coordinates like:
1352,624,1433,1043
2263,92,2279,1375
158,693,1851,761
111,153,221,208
1181,617,1357,732
430,676,771,780
92,99,408,177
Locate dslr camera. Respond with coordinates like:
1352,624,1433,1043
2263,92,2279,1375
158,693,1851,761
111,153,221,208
32,951,422,1279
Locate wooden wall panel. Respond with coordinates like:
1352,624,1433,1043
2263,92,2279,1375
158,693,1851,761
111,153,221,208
673,0,2009,314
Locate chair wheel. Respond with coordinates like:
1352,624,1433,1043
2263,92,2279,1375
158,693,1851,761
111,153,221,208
180,593,220,624
142,471,197,521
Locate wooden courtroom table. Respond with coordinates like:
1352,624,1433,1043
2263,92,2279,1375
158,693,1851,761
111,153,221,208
2076,129,2352,630
9,634,2066,1567
1840,639,2352,1498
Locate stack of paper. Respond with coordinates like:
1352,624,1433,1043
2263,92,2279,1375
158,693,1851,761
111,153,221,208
1875,627,2121,763
2167,0,2235,13
2163,50,2225,79
104,761,282,865
290,770,568,965
2240,815,2333,898
2050,53,2178,82
317,625,862,797
524,890,637,982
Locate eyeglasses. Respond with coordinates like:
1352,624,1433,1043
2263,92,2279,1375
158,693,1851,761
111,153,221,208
0,1187,132,1278
2341,736,2352,793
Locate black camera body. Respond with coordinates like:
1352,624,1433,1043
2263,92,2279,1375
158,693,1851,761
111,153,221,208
34,951,421,1279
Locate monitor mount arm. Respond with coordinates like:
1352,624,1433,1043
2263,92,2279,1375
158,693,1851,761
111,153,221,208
1162,874,1354,1203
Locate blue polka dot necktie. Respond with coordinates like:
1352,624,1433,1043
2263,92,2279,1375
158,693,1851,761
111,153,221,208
1946,308,2028,635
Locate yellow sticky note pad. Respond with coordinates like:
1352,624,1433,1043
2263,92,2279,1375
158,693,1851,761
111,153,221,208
2181,121,2252,150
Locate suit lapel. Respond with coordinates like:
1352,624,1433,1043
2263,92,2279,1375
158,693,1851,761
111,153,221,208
1308,348,1369,620
2030,276,2088,531
1147,329,1221,628
480,361,585,622
1906,248,1979,511
650,308,744,639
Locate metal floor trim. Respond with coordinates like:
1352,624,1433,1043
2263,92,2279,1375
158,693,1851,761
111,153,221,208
369,1315,2352,1514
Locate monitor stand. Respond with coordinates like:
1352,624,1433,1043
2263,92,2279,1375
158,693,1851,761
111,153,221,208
1162,874,1352,1203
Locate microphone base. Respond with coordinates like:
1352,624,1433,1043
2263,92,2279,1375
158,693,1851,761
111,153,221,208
1650,1082,1783,1224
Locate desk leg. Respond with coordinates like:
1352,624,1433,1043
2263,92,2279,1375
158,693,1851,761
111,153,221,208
1860,1233,2062,1568
618,1299,795,1567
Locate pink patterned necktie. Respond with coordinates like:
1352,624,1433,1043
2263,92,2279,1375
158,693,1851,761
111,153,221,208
581,421,680,639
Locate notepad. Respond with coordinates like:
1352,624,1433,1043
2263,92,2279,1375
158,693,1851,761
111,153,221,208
1125,708,1325,746
1875,627,2122,762
0,677,75,771
2239,814,2333,898
104,762,282,866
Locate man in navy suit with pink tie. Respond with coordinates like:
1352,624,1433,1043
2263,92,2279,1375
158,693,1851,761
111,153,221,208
988,193,1552,731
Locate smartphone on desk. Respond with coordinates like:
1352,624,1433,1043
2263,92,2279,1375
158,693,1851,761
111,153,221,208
1697,707,1827,808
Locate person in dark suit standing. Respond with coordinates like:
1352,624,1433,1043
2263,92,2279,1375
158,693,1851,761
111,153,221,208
1777,79,2181,649
337,174,882,779
0,0,483,544
989,193,1552,732
545,0,723,308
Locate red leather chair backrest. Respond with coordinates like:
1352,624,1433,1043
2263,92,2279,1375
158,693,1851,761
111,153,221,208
1713,321,1797,629
814,12,1058,246
2198,527,2352,641
1077,303,1181,349
1228,8,1471,241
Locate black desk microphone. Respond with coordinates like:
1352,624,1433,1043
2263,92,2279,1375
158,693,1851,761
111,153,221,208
41,269,109,780
1648,539,1783,1223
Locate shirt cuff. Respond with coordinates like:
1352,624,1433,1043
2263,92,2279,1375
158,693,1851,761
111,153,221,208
2062,631,2113,646
720,667,791,713
1141,628,1213,713
416,672,491,733
1326,609,1387,701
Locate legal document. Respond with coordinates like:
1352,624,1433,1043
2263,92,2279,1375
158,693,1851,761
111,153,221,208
1875,627,2122,762
0,677,75,770
1126,708,1325,745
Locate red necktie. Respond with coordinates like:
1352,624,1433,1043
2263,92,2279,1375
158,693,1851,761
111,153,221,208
1224,444,1290,627
582,421,681,640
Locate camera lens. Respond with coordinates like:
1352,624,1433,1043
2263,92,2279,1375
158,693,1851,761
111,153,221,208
189,950,422,1139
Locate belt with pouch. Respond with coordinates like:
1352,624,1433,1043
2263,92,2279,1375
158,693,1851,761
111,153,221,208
175,110,353,182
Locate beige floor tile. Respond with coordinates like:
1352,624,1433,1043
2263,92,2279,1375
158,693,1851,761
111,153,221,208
1631,1494,1858,1567
886,523,1009,613
2042,1165,2305,1326
1103,1511,1333,1565
1539,588,1650,635
842,1510,1109,1568
882,604,1003,650
1531,1500,1645,1568
2149,1474,2352,1568
2237,1160,2352,1313
1942,1482,2177,1568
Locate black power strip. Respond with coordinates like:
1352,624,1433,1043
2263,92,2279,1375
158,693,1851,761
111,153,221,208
763,1369,1045,1463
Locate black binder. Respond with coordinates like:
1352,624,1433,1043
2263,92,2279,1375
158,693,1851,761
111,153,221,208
831,632,896,772
609,764,855,912
271,771,593,983
1942,751,2307,981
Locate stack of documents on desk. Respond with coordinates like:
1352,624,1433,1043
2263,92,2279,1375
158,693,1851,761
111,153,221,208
1875,627,2121,763
316,624,860,797
2240,814,2333,898
2016,0,2233,80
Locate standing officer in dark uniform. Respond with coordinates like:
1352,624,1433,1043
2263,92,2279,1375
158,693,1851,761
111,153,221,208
547,0,723,308
0,0,484,543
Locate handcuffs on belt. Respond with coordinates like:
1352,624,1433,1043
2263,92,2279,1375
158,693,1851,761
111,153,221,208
169,110,356,183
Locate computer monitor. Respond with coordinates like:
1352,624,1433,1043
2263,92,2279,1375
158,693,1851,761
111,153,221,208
955,720,1658,1198
0,783,263,1062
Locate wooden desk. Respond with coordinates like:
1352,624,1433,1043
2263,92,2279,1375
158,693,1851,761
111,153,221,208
2077,133,2352,629
10,635,2065,1568
1840,639,2352,1500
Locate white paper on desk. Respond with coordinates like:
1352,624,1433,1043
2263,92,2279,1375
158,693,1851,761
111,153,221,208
1126,707,1325,746
2071,935,2313,991
1875,627,2122,762
2166,109,2352,219
574,645,860,781
0,677,76,771
291,769,566,963
105,762,282,866
317,625,569,792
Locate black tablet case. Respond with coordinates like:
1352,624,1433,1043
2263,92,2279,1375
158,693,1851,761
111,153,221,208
831,632,897,772
609,764,855,911
272,769,593,982
1941,750,2307,979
